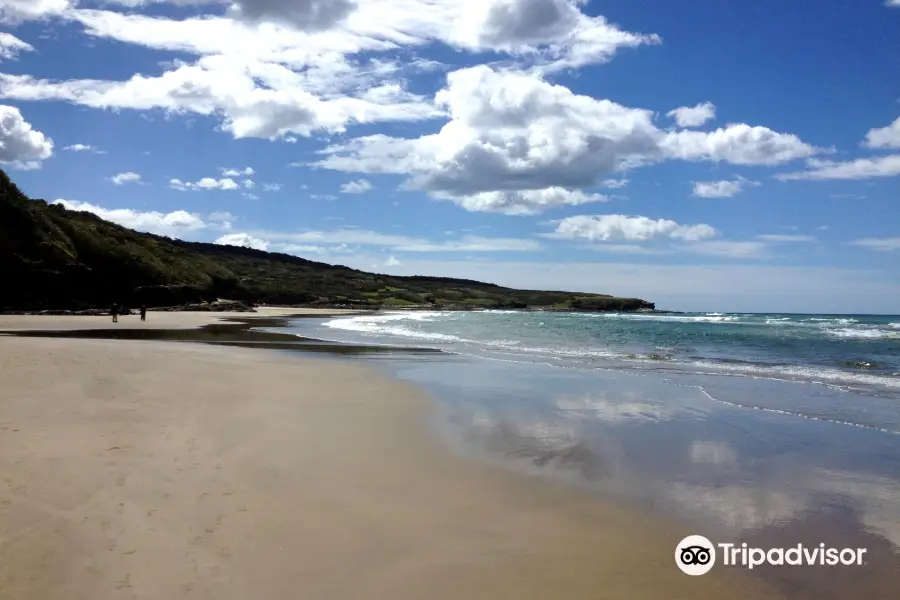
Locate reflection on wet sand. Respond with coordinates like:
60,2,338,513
410,356,900,600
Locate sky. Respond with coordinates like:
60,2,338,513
0,0,898,313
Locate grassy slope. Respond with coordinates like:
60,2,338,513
0,169,654,311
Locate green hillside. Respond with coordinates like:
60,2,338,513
0,169,654,312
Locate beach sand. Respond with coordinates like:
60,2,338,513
0,306,361,332
0,332,785,599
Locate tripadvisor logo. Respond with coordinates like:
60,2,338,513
675,535,868,576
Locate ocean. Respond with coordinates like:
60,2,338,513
277,310,900,565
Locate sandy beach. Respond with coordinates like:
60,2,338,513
0,318,785,599
0,306,362,332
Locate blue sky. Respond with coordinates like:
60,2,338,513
1,0,898,313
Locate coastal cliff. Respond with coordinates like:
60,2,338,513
0,169,654,312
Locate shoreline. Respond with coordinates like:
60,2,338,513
0,316,784,599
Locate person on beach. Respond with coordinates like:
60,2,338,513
111,303,119,323
140,305,147,322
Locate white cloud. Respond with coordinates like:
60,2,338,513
226,0,356,30
0,52,443,140
0,32,33,60
851,237,900,252
692,178,757,198
339,178,372,194
601,178,628,189
215,232,269,251
888,0,900,7
547,214,718,243
243,179,255,189
53,199,206,237
385,254,401,266
43,0,657,73
64,143,104,153
448,0,660,71
170,176,240,190
445,187,609,215
667,101,715,128
864,117,900,149
316,66,821,213
661,125,821,165
262,182,282,192
220,166,254,177
777,155,900,180
0,3,818,218
108,171,142,185
0,0,71,23
0,105,53,169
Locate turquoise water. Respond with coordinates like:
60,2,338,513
314,311,900,392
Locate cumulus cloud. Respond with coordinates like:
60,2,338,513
777,155,900,180
339,178,372,193
215,232,269,250
0,32,33,60
170,176,240,190
864,117,900,149
0,0,71,23
0,55,443,140
0,0,662,145
444,188,609,215
450,0,660,71
226,0,356,30
547,214,718,243
667,102,715,128
261,183,282,192
315,66,821,213
601,178,628,189
107,171,142,185
0,105,53,168
220,166,254,177
53,199,206,237
660,125,821,165
692,178,757,198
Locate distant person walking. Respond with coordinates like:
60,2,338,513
111,303,119,323
140,305,147,322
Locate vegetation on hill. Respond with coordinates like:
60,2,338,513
0,169,654,312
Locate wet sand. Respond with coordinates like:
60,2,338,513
0,307,364,332
0,335,784,599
